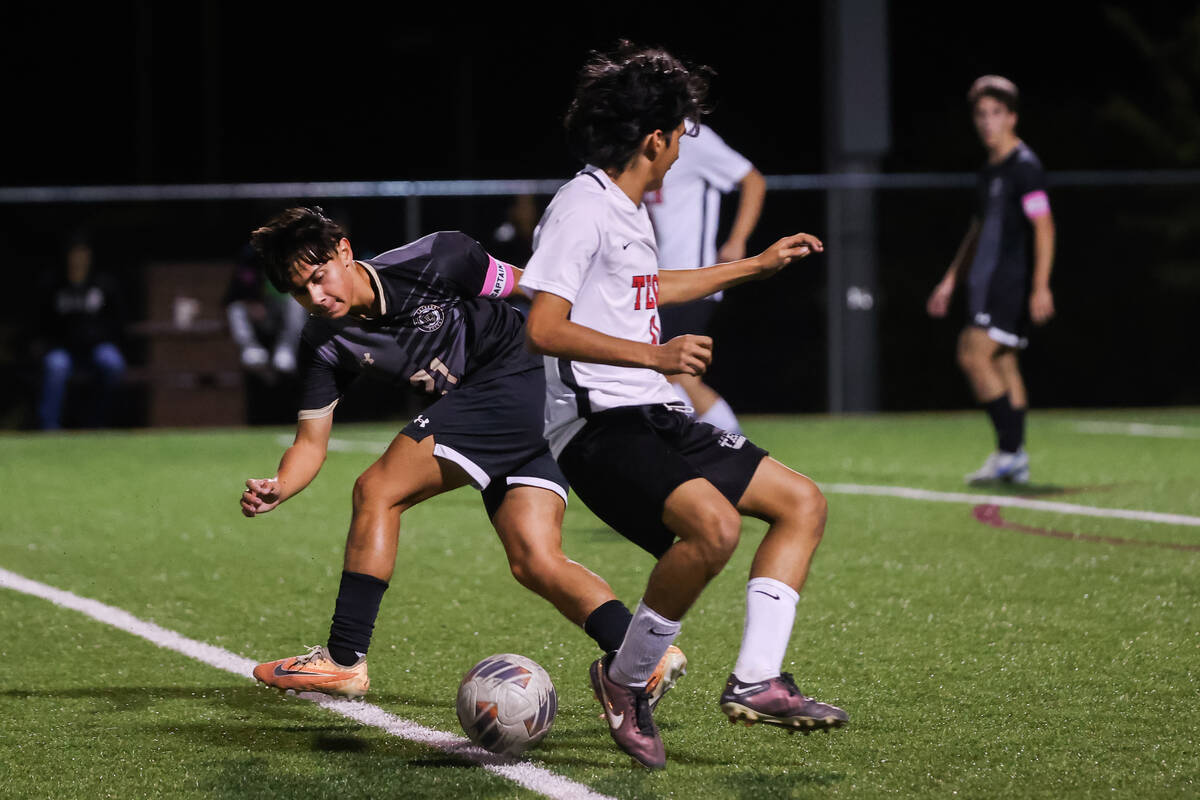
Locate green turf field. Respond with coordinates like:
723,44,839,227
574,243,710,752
1,408,1197,799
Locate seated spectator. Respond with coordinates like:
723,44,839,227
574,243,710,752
224,244,307,374
38,236,127,429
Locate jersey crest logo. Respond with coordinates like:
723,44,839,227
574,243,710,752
412,304,445,332
718,432,746,450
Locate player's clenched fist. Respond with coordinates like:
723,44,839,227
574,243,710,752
242,477,283,517
654,334,713,376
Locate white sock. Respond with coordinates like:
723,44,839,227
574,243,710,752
698,398,740,433
732,577,799,682
609,600,681,688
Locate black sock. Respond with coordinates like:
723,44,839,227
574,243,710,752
584,599,633,653
327,570,389,667
983,395,1015,454
1011,405,1026,451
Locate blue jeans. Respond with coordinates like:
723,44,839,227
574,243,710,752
38,343,126,429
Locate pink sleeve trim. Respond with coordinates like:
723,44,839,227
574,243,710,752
1021,190,1050,219
481,254,516,298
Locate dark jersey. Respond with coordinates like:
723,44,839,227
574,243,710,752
296,231,528,418
967,142,1049,333
42,272,124,354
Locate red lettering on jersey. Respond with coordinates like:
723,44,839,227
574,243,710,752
631,275,647,310
647,275,659,309
649,315,660,344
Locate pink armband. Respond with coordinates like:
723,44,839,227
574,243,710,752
1021,190,1050,220
481,254,517,298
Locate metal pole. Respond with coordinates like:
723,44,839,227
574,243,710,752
824,0,890,412
405,195,421,241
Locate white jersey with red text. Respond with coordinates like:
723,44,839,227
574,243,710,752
521,167,681,456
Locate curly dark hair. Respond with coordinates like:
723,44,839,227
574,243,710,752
565,41,712,171
249,206,348,293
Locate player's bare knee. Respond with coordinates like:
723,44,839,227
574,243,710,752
508,549,561,594
507,555,536,591
694,505,741,572
352,468,411,514
799,479,828,526
957,343,982,374
777,477,826,544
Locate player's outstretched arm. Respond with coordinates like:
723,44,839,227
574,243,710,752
525,291,712,376
658,233,823,307
241,414,333,517
927,218,980,317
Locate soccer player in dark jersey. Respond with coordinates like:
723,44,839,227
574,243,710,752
240,207,685,700
927,75,1056,484
521,44,848,769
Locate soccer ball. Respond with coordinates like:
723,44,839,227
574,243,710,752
456,653,557,756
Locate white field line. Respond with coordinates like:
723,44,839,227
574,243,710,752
0,566,615,800
821,484,1200,528
1070,421,1200,439
278,434,1200,528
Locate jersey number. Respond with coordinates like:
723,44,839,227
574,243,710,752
409,358,459,395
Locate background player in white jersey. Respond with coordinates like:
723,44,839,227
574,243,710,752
239,208,684,701
645,123,765,433
927,75,1056,484
521,43,848,769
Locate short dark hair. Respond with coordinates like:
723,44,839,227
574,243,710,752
564,41,712,171
967,75,1019,112
249,206,347,293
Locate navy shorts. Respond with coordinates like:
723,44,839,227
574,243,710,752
659,298,719,341
557,404,768,558
401,367,568,518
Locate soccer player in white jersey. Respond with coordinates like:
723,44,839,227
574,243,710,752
645,123,766,433
521,43,848,769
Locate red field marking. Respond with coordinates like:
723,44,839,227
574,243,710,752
971,504,1200,552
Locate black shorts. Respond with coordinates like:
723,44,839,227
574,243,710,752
401,367,568,518
557,404,768,558
659,298,719,341
967,270,1030,349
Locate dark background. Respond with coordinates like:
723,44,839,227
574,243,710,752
3,2,1198,425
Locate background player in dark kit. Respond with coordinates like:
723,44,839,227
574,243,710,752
927,75,1056,484
240,207,684,699
521,43,847,769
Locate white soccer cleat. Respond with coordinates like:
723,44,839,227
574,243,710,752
966,449,1029,485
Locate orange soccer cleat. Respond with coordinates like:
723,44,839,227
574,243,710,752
252,645,370,698
645,645,687,711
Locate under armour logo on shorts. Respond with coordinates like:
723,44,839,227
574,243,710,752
414,415,430,428
718,432,746,449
